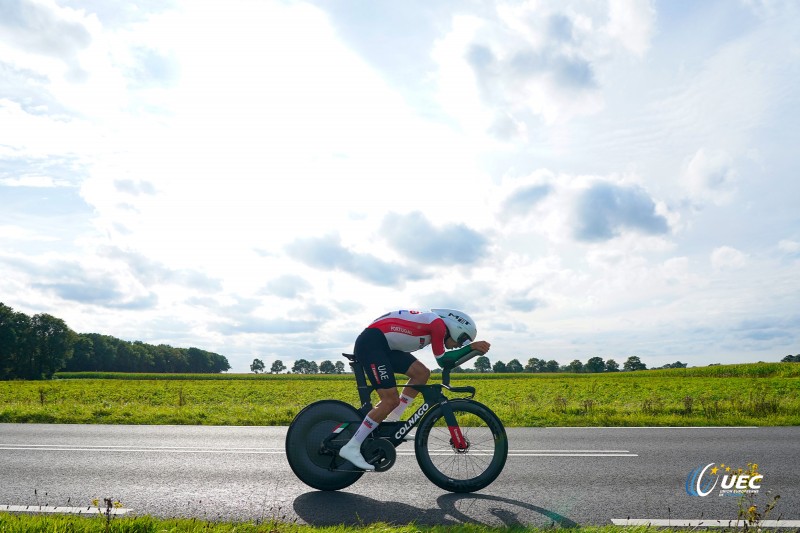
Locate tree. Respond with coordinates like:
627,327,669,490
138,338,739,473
250,358,265,374
292,359,319,374
545,360,560,373
474,356,491,373
492,360,507,373
781,354,799,363
0,302,232,378
209,352,231,373
270,360,286,374
0,303,20,379
9,311,34,378
623,356,647,371
605,359,620,372
566,359,583,373
585,357,606,373
506,358,524,373
669,361,688,369
525,357,543,373
335,361,346,374
30,313,75,379
292,359,310,374
319,360,336,374
65,335,94,372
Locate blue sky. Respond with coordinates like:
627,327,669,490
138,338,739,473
1,0,798,372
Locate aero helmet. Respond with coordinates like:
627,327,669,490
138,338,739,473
431,309,477,346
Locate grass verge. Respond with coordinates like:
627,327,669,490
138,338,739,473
1,363,799,426
0,513,750,533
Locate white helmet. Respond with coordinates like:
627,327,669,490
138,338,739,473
431,309,477,347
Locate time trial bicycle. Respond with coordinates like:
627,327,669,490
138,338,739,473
285,350,507,493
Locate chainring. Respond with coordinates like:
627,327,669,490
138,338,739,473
362,438,397,472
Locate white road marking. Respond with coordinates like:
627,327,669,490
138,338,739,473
612,519,800,527
505,453,637,457
0,444,273,450
1,444,636,457
0,444,283,454
1,504,132,515
556,426,758,429
509,450,631,453
402,452,637,457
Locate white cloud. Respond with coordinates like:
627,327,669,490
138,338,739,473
1,1,799,371
778,239,800,255
496,170,671,247
431,0,656,136
0,175,70,187
685,148,738,205
0,224,57,241
711,246,748,271
606,0,656,57
572,181,669,242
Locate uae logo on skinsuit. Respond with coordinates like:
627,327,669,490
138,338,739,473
371,364,389,383
686,462,763,497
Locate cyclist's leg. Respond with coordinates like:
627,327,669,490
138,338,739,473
385,352,430,421
401,359,431,399
354,329,402,420
340,329,399,470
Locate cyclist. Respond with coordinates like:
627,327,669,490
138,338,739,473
338,309,491,470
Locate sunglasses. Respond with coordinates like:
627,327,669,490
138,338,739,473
456,333,472,346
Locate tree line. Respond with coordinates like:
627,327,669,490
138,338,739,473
1,303,230,379
250,355,681,375
467,355,665,373
254,353,800,376
250,358,346,374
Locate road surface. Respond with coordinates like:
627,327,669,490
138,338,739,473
1,424,798,527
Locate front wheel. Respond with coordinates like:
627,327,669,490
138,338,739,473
285,400,364,491
415,399,507,493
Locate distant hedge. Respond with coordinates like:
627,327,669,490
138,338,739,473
1,302,230,380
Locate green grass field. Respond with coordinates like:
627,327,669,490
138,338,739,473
1,363,796,531
1,363,798,426
0,513,721,533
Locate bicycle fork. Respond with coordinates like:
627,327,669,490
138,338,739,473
438,398,469,452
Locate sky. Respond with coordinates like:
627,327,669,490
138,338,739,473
1,0,799,373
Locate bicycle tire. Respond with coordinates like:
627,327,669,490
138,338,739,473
285,400,364,491
414,398,507,493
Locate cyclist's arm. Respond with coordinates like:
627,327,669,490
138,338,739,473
448,345,475,359
468,340,490,353
435,344,485,368
429,318,447,356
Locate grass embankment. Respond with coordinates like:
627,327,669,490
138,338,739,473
1,363,798,426
0,514,729,533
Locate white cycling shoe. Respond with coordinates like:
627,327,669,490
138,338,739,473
339,441,375,471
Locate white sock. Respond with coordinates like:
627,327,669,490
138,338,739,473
384,394,414,422
349,415,378,445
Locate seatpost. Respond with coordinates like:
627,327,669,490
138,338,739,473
343,354,374,410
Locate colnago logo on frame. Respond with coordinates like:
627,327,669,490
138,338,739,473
394,403,429,440
686,462,764,497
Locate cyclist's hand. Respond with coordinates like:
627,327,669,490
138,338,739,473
469,340,491,353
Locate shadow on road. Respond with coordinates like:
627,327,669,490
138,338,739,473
293,491,577,527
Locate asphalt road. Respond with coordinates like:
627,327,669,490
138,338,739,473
0,423,798,527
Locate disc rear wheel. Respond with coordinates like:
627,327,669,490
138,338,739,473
285,400,364,491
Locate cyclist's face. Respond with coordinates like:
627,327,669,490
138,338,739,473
444,337,460,349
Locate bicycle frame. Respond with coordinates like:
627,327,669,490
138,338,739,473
341,353,476,450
